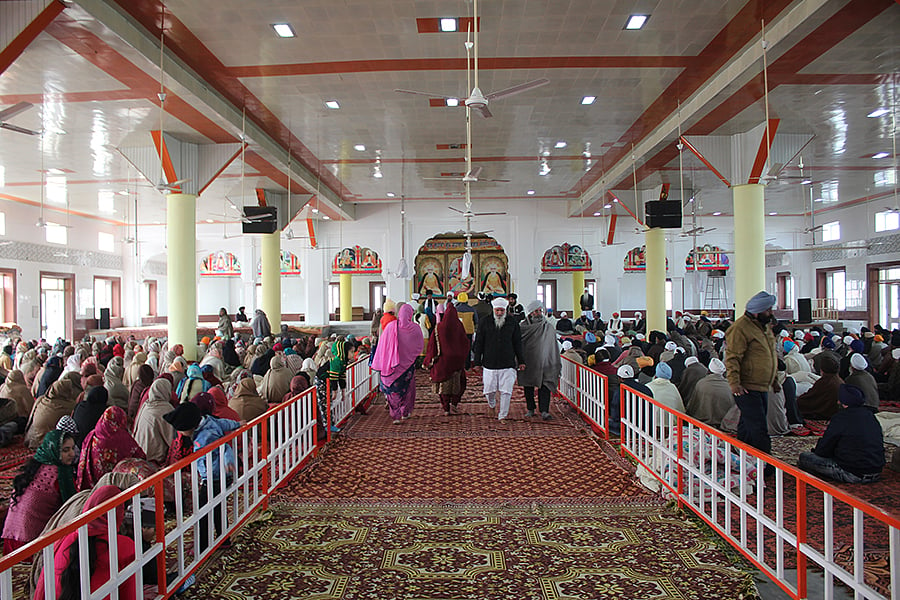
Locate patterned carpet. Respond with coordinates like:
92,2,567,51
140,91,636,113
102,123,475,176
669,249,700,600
184,501,758,600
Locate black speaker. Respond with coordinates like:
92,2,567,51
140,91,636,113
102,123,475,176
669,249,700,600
242,206,278,234
797,298,812,323
99,307,111,330
645,201,682,229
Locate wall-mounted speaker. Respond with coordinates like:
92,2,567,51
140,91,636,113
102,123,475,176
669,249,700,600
797,298,812,323
242,206,278,234
645,201,682,229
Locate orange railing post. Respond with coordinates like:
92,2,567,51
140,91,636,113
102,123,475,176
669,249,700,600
326,378,332,443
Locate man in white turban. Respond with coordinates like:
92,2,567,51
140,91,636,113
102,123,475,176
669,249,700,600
518,300,561,419
473,297,525,422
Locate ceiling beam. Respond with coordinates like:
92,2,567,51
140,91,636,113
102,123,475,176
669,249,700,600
568,0,831,217
71,0,354,221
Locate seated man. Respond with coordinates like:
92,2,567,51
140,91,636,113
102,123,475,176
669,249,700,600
797,353,843,419
555,312,575,334
798,384,885,483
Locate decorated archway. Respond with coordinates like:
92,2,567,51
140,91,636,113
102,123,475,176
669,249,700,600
540,243,591,272
200,251,241,276
415,233,508,298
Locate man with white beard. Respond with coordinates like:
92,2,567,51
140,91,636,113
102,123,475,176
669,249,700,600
473,297,526,422
518,300,562,420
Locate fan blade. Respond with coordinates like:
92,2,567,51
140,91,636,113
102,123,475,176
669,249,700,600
422,177,461,181
466,166,483,179
0,102,32,121
485,78,550,102
473,105,493,118
0,123,40,136
480,178,510,183
704,227,717,233
394,89,456,100
448,206,466,215
472,211,507,216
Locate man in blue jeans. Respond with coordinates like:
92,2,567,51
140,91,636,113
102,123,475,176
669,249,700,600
725,291,778,457
799,384,885,483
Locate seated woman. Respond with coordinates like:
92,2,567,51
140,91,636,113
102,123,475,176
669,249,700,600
24,377,80,450
1,430,77,552
76,406,146,491
33,485,137,600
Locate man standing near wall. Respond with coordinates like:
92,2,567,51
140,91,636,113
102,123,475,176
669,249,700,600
473,297,526,422
725,291,778,457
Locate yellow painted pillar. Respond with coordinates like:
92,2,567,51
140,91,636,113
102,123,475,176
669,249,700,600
261,232,281,333
572,271,585,319
645,227,667,334
166,194,198,361
732,183,766,313
340,273,352,322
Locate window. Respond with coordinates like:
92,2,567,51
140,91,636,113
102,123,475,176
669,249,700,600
142,280,157,317
877,266,900,330
536,280,557,311
825,269,846,311
98,231,115,252
822,220,840,242
665,279,673,312
0,268,15,322
777,272,793,309
329,282,340,318
93,276,121,318
875,211,900,232
0,212,5,236
45,222,67,245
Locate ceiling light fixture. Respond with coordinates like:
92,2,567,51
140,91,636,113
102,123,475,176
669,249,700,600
272,23,296,38
386,192,396,198
205,218,214,223
324,100,340,109
581,96,596,105
814,198,824,202
603,204,611,209
323,215,330,220
555,141,567,149
539,160,551,176
445,98,459,107
867,108,889,118
440,18,458,32
769,212,778,216
593,212,601,216
713,211,722,216
801,179,812,185
47,168,65,175
872,152,890,159
354,144,366,151
312,207,319,214
625,14,649,30
526,190,535,195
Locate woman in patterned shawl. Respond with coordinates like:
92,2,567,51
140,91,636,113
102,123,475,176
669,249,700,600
76,406,146,490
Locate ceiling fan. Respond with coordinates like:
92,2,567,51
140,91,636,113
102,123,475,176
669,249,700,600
681,225,716,237
394,0,548,118
0,102,40,136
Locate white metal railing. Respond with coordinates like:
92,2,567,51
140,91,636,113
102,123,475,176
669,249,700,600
0,360,380,600
558,356,608,436
620,384,900,600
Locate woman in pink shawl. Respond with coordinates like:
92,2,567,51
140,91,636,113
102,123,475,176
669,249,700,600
33,485,137,600
371,303,423,423
76,406,146,491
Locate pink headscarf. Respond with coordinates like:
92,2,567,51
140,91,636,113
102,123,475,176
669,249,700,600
435,301,446,325
371,303,423,386
76,406,146,490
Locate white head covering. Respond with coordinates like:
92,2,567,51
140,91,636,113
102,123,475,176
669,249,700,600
842,335,854,346
848,327,860,335
794,330,805,341
635,333,645,341
560,311,567,318
604,334,617,347
664,341,677,351
684,356,699,367
712,330,725,339
779,330,790,339
811,330,820,337
617,365,635,379
674,347,685,354
634,312,642,319
709,358,726,375
491,297,509,309
894,348,900,360
850,353,868,371
561,340,573,351
823,323,834,333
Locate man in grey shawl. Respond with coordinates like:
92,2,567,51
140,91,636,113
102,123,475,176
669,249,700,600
517,300,561,420
686,358,733,427
677,356,708,406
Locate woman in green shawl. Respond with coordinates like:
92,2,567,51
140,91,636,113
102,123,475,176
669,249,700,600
1,429,77,552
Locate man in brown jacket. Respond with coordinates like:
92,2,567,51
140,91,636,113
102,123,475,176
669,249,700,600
725,291,778,455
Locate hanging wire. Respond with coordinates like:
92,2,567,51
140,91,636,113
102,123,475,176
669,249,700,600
761,19,772,180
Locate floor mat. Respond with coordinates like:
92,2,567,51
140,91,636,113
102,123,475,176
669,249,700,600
184,501,758,600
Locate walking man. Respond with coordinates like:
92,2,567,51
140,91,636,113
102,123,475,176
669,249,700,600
473,297,525,421
725,291,778,455
518,300,561,420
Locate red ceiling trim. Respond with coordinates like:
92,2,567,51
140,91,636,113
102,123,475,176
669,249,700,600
0,90,148,106
0,0,65,76
607,214,618,246
228,55,692,78
109,0,349,203
748,119,780,184
416,17,479,34
306,218,317,248
679,136,732,187
198,143,245,196
0,192,126,226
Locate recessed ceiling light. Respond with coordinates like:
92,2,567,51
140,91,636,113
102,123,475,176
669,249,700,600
324,100,340,109
47,168,65,175
613,198,618,203
581,96,596,105
603,204,611,209
872,152,890,159
801,179,812,185
312,208,319,214
373,171,383,178
713,211,722,216
526,190,535,195
354,144,366,151
117,190,130,196
625,14,649,30
440,18,458,32
593,212,601,217
153,221,161,225
445,98,459,107
814,198,824,202
769,212,778,216
867,108,889,118
322,215,330,220
272,23,296,38
205,219,214,223
386,192,395,197
554,141,567,149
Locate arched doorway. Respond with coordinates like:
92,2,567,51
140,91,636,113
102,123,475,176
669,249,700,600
414,233,509,298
